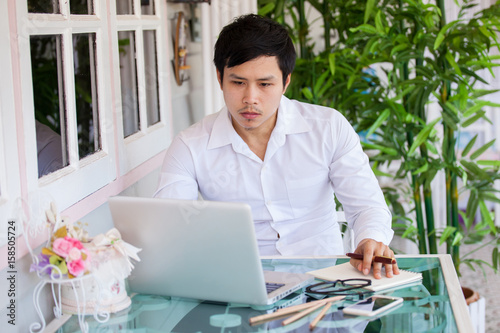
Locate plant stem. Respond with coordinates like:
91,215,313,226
461,237,498,259
398,0,428,254
297,0,308,59
423,187,438,254
323,1,330,51
435,0,460,272
412,171,428,254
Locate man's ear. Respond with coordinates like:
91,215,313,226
283,74,291,93
216,69,223,89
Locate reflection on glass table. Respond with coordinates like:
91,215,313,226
57,256,465,332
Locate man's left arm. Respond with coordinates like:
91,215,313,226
328,114,398,278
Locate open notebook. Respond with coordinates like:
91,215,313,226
307,262,422,292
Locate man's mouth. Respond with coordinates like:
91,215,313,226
241,112,260,119
239,108,262,120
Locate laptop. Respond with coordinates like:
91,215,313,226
108,196,314,306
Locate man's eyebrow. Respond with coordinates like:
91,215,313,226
228,73,277,81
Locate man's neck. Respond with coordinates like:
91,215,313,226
233,114,277,161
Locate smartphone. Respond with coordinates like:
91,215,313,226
342,295,403,317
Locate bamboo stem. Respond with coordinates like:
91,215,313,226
323,1,330,51
423,187,438,254
297,0,307,59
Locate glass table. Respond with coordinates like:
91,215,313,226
55,255,472,332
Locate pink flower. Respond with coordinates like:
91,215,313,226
67,247,81,261
64,236,83,250
67,259,86,277
52,238,73,258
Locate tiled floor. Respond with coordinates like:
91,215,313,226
458,236,500,332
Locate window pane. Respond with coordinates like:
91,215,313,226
70,0,94,15
143,30,160,127
73,33,101,159
116,0,134,15
30,35,69,178
28,0,60,14
118,31,139,137
141,0,155,15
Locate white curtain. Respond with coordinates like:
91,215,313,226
201,0,258,117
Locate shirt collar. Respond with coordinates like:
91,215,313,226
207,96,311,150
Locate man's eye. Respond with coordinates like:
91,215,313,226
260,83,271,87
232,81,244,85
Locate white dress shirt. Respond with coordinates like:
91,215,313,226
154,96,393,256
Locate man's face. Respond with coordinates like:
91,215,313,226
217,56,290,134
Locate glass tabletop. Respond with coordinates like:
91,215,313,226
57,257,459,332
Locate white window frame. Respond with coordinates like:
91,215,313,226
111,0,171,175
15,0,117,211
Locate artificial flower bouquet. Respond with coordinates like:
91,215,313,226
30,203,141,314
32,224,92,279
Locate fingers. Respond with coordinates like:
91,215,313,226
351,239,399,279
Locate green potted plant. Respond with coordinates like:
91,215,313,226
258,0,500,277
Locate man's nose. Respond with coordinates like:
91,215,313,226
243,85,258,104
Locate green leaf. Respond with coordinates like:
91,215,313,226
462,170,468,187
364,0,376,24
440,226,457,245
412,162,429,175
347,74,356,90
361,142,398,156
461,134,478,157
493,247,499,272
328,53,335,76
372,168,393,177
477,160,500,167
350,24,378,35
301,87,313,100
258,2,275,16
408,117,441,155
366,109,390,138
462,111,486,128
479,201,496,232
480,193,500,204
313,70,330,95
390,44,409,57
452,231,463,246
434,21,456,50
374,10,385,34
460,160,491,180
402,225,417,239
445,52,462,76
425,141,439,155
470,139,496,160
463,100,500,118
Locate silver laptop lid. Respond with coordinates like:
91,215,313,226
109,196,270,305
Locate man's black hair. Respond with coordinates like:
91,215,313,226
213,14,296,86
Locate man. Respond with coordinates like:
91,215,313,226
154,14,399,278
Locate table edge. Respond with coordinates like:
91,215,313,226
439,254,474,333
262,254,474,332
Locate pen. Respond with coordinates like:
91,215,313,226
281,301,326,326
248,295,345,325
346,253,397,265
309,302,332,330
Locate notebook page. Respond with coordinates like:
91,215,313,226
307,262,422,292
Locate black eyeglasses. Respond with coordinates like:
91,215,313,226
306,279,372,295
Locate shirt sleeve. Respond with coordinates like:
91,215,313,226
153,135,200,200
328,114,394,247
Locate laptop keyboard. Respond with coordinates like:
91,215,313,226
266,282,285,294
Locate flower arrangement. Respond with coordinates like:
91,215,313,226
32,226,92,278
30,202,141,283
